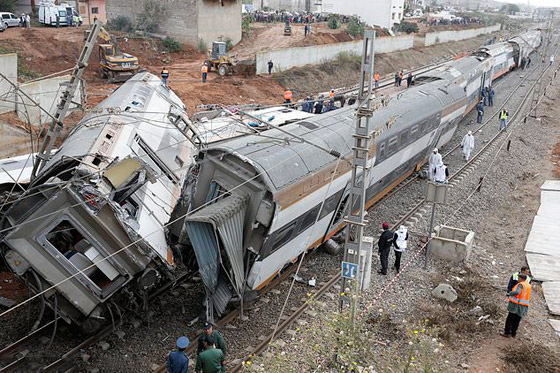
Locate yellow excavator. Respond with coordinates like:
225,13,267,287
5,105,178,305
96,27,139,83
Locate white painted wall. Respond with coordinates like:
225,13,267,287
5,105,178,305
256,35,414,74
321,0,404,30
16,75,83,127
0,54,18,115
425,24,501,46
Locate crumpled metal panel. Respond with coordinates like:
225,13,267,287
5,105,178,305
184,221,219,292
184,194,249,295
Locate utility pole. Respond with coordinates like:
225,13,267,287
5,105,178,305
339,30,376,315
529,9,554,118
31,19,102,180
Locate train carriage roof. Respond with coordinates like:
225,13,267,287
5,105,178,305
202,81,464,193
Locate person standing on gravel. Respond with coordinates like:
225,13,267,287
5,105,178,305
197,323,226,356
267,60,274,75
488,86,495,107
434,161,448,183
499,109,509,131
392,225,408,273
428,148,442,181
461,131,475,161
196,336,225,373
377,222,394,276
477,100,484,124
507,266,532,293
502,273,531,338
167,336,190,373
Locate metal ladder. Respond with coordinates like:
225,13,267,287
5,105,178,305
31,20,103,180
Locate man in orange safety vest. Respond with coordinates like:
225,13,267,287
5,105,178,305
502,273,531,338
374,71,380,89
201,63,209,83
284,89,293,104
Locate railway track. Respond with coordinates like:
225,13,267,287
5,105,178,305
224,41,560,371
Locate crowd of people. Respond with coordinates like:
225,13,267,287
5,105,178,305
251,11,350,25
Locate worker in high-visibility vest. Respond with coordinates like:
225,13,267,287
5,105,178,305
284,89,293,104
329,89,335,99
374,72,380,89
502,273,531,338
201,63,209,83
161,68,169,86
499,109,509,131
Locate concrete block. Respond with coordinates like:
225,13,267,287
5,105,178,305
431,225,475,265
432,283,458,303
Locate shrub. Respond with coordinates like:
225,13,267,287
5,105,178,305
397,21,419,34
347,17,364,37
242,14,252,35
225,38,233,51
136,0,164,33
0,0,16,13
197,39,208,54
107,15,133,32
328,14,340,29
163,37,183,52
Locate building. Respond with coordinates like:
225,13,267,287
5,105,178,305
106,0,242,46
322,0,405,30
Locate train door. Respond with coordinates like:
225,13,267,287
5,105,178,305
510,42,521,67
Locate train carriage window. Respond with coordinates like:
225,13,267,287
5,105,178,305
378,142,386,159
399,130,409,146
270,221,297,253
410,124,419,140
299,205,321,233
388,137,398,153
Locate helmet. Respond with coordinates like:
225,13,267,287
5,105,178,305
177,336,190,349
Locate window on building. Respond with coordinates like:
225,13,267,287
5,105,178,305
398,13,402,19
392,13,396,20
91,7,99,14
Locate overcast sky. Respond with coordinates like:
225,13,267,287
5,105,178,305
500,0,560,7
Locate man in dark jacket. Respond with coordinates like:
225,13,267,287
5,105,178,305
507,266,532,293
197,323,226,356
167,336,190,373
377,222,394,275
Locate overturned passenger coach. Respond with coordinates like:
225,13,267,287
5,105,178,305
0,72,197,332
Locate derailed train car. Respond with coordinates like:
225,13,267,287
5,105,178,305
0,72,198,332
169,80,467,317
171,29,542,317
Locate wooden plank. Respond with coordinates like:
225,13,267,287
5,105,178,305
524,216,560,256
541,180,560,192
526,254,560,282
542,282,560,316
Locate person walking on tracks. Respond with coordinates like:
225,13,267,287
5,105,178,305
507,266,532,293
502,273,531,338
488,86,495,107
378,222,394,276
477,100,485,124
499,109,509,131
434,161,449,183
201,62,209,83
161,67,169,86
197,322,226,356
461,131,475,161
406,72,413,88
167,336,190,373
195,336,225,373
392,225,408,273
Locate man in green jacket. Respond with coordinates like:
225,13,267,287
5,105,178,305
197,323,226,356
195,336,225,373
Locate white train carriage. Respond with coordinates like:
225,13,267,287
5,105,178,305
172,81,467,317
508,30,542,64
0,72,195,332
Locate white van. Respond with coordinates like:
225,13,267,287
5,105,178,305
0,12,20,28
38,1,81,26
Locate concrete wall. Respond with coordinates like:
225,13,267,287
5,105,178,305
256,35,414,74
198,0,242,45
106,0,241,46
16,75,82,127
425,24,501,46
0,54,18,115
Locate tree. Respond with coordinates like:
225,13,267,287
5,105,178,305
500,3,520,15
346,17,364,37
328,14,340,30
0,0,16,12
